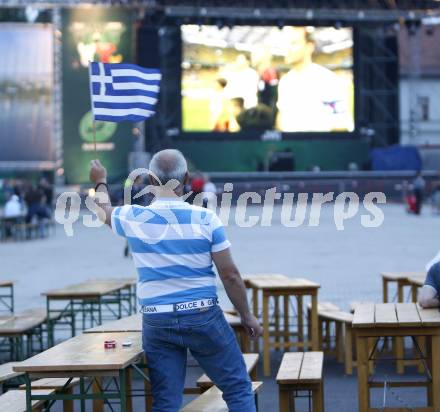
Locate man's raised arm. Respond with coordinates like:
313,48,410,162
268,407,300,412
89,159,114,226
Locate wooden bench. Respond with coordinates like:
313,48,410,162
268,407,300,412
306,302,371,375
196,353,259,392
0,389,55,411
276,352,324,412
0,362,24,385
306,302,346,359
181,381,263,412
19,377,80,412
0,309,47,360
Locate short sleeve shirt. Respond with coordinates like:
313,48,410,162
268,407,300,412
111,199,230,306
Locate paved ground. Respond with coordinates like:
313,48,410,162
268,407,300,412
0,203,438,411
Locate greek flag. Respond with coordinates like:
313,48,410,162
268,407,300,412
89,62,161,122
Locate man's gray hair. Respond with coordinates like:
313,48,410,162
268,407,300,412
149,149,188,185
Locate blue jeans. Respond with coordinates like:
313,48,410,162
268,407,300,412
142,305,256,412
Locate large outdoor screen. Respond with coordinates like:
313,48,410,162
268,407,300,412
0,23,54,161
181,25,354,134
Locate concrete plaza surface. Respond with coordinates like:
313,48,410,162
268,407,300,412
0,203,438,411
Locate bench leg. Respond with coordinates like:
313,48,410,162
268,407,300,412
317,319,323,350
144,368,153,412
263,293,271,376
92,378,104,412
126,368,133,412
284,295,289,347
432,335,440,411
395,336,405,374
416,336,426,374
279,387,291,412
297,296,304,345
324,320,331,353
63,387,74,412
356,336,370,412
79,377,86,412
312,383,324,412
119,369,127,412
336,321,344,363
426,336,433,406
345,324,353,375
274,296,280,350
368,338,375,375
252,287,260,353
311,294,319,351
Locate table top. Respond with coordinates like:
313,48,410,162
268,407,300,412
14,332,143,373
276,352,323,384
247,277,320,291
353,303,440,329
87,277,137,287
381,271,426,281
242,273,288,287
406,273,427,287
0,312,46,335
85,311,242,333
0,280,14,287
42,281,129,299
85,314,141,333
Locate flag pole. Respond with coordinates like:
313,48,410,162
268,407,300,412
88,61,97,157
92,120,97,155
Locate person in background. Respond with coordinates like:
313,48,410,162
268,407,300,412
413,170,426,215
38,177,54,210
202,176,217,208
24,184,50,227
223,54,259,110
3,194,24,238
190,172,205,204
277,27,353,132
4,194,23,218
252,48,279,120
210,78,230,132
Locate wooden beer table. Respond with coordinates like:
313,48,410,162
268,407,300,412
13,332,144,412
0,311,46,360
242,274,290,354
43,280,133,346
248,276,320,376
381,272,426,373
381,272,425,304
353,303,440,412
88,277,138,314
85,311,251,352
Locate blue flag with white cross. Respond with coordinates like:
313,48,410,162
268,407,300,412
89,62,161,122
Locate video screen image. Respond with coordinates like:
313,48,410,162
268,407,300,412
181,25,354,133
0,24,54,161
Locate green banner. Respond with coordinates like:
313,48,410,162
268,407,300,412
62,8,135,184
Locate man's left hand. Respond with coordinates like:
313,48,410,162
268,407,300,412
90,159,107,185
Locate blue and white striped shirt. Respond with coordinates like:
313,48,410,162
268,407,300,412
111,199,230,306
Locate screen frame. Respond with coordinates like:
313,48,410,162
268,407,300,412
174,23,359,141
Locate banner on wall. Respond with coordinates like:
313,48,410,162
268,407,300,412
62,8,135,184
